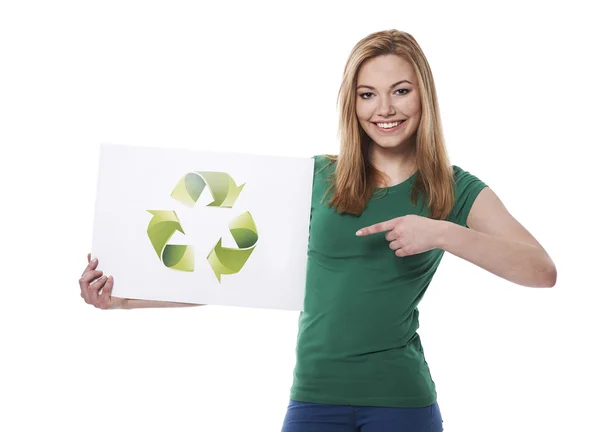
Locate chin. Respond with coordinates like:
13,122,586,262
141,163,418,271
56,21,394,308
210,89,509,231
370,139,409,150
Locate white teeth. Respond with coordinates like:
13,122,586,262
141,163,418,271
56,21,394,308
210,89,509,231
376,120,404,129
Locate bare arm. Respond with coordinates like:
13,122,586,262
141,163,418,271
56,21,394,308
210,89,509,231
120,299,205,309
438,187,556,288
438,221,555,288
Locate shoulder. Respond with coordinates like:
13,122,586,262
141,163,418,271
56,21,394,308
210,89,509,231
451,164,486,186
448,164,488,226
312,154,337,174
451,164,467,178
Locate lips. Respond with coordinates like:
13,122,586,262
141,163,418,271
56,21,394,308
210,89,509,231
372,119,406,126
372,119,407,132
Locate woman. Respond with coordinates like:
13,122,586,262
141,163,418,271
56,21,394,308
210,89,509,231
79,30,557,431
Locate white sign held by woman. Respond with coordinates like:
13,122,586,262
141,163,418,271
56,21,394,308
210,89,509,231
91,143,314,311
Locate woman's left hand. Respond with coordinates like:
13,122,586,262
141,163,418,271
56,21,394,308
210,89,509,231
356,215,446,257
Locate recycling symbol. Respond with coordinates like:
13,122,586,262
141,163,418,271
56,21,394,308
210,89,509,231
146,171,258,282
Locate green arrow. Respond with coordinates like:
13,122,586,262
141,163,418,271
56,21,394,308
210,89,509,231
207,211,258,282
170,171,245,208
146,210,195,272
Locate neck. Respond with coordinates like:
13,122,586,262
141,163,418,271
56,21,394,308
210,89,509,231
368,141,417,188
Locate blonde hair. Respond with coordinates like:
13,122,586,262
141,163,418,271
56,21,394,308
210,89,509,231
325,29,455,220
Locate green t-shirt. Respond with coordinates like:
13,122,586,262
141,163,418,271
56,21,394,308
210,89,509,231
289,154,488,408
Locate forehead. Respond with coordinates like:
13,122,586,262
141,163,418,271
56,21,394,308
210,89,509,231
357,54,415,83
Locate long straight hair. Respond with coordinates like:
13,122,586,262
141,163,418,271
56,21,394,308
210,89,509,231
325,29,455,220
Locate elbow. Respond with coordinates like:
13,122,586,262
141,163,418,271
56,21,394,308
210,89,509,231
537,252,557,288
540,263,557,288
546,266,557,288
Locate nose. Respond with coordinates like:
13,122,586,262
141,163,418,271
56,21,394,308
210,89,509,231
376,95,395,116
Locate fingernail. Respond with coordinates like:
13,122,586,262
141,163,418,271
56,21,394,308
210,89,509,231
356,230,363,236
92,257,98,263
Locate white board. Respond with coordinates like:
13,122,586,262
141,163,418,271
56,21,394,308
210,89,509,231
91,143,314,311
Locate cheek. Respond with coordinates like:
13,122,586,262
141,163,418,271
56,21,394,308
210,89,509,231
355,100,371,119
405,96,421,116
391,93,421,117
355,103,373,129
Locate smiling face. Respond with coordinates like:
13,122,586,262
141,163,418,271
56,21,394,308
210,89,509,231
355,54,421,152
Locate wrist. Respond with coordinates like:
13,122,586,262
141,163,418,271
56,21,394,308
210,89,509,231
436,220,453,250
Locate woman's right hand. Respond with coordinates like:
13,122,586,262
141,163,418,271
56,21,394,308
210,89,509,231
79,253,126,309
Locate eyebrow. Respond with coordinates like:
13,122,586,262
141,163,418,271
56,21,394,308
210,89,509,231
356,79,412,90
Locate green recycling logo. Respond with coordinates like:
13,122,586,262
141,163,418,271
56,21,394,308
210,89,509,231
146,171,258,282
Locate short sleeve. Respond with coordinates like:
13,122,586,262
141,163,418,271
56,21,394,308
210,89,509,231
448,165,488,228
309,155,332,222
311,154,337,181
312,154,332,171
311,155,323,187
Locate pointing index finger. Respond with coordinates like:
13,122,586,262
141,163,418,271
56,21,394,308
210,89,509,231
356,219,395,236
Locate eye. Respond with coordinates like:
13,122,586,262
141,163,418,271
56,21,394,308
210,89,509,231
358,88,410,99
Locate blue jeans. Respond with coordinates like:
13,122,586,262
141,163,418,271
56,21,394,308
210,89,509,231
281,399,443,432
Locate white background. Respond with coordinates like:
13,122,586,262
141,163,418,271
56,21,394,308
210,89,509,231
1,1,598,431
